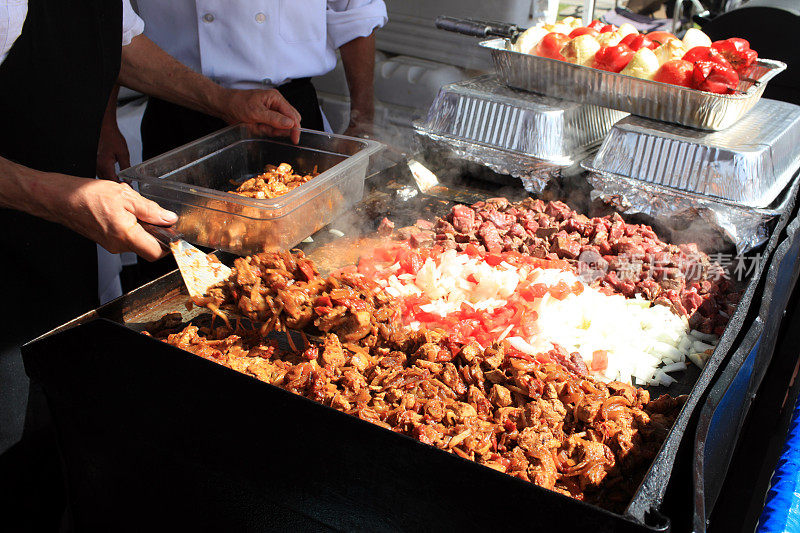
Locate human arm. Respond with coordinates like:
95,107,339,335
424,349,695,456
96,84,131,179
0,156,176,260
340,32,376,137
326,0,387,136
119,34,302,142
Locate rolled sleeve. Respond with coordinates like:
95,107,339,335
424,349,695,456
326,0,387,50
121,0,144,46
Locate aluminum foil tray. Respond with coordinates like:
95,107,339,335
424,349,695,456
414,75,627,167
480,38,787,131
582,98,800,208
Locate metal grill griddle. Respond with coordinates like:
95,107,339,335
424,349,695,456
22,164,800,531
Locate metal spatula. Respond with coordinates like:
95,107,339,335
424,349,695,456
141,223,232,298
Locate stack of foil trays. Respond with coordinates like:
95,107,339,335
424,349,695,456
583,98,800,253
414,75,627,192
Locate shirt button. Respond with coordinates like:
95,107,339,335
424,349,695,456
202,13,215,23
255,12,267,23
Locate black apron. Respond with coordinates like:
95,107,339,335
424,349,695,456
141,77,325,160
0,0,121,529
0,0,121,340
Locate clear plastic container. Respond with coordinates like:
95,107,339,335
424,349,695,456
120,125,383,254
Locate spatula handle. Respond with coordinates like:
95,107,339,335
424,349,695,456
141,222,180,251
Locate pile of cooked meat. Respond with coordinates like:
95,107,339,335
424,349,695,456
383,197,738,336
155,240,687,510
152,315,682,511
232,162,318,199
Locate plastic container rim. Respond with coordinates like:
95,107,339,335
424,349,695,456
119,125,385,212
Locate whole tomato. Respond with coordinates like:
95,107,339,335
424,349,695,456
653,59,694,87
592,44,635,72
620,33,658,51
535,32,570,60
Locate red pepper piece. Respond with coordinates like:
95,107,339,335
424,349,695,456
535,32,570,61
587,20,605,32
620,33,658,51
599,24,617,33
646,31,676,46
592,44,634,73
691,60,739,94
568,27,599,39
711,38,758,73
682,46,732,69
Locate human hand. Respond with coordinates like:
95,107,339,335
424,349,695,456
220,88,302,143
343,108,374,138
54,177,177,261
96,116,131,179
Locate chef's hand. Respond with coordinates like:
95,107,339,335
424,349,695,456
96,116,131,179
58,178,176,261
219,88,302,143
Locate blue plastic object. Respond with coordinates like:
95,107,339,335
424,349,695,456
757,392,800,532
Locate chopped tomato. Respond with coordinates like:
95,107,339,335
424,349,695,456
571,281,585,295
466,273,478,284
399,251,423,274
548,281,571,300
484,253,504,267
591,350,608,372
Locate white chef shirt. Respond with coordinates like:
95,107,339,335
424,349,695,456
133,0,387,90
0,0,144,65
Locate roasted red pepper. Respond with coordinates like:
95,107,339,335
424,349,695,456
620,33,658,51
711,38,758,73
682,46,731,68
647,31,677,46
691,60,740,94
592,44,634,73
535,32,570,61
586,20,605,32
568,27,599,39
